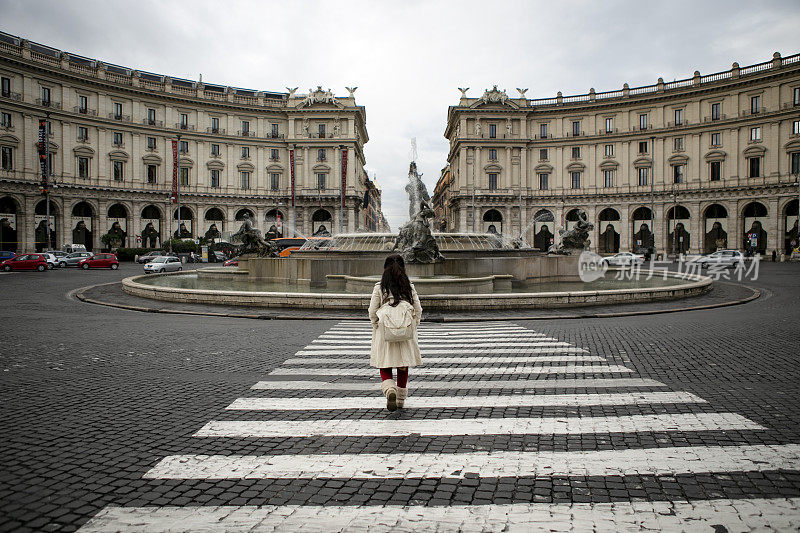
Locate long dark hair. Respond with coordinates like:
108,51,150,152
380,254,412,306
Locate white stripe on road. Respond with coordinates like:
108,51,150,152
78,498,800,532
226,391,705,411
269,365,632,376
295,348,589,356
314,336,556,342
143,444,799,480
300,345,585,352
250,378,667,391
284,356,605,365
194,413,763,437
309,341,565,347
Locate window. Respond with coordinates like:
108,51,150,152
711,102,720,120
179,140,188,153
316,173,326,189
1,112,10,128
270,148,279,161
791,152,800,175
750,95,761,114
674,137,684,151
240,171,250,189
41,87,51,105
147,164,157,184
747,157,760,178
750,127,761,141
539,123,547,138
77,126,88,141
211,144,220,156
271,123,279,137
211,117,219,132
1,77,9,97
113,160,124,181
489,149,497,160
673,165,684,184
794,87,800,106
113,132,123,146
180,113,188,129
539,148,548,160
572,121,580,136
147,136,156,150
711,132,721,146
318,123,326,138
1,146,12,170
605,117,613,133
270,173,280,191
571,146,581,159
317,149,326,161
488,173,498,190
710,161,721,181
179,167,189,187
241,120,250,135
77,156,89,178
241,146,250,159
113,102,122,119
639,114,647,130
638,141,648,154
793,120,800,135
210,169,220,187
637,167,649,186
538,173,548,190
604,144,614,157
570,171,581,188
674,108,683,126
79,95,88,113
489,124,497,138
603,169,614,188
147,108,156,125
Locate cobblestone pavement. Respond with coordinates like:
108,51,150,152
1,263,799,531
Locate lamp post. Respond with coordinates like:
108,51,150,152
471,147,476,233
671,188,678,256
649,135,656,259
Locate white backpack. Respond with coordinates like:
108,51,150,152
376,300,415,342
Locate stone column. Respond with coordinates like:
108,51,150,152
586,204,597,253
768,197,779,255
347,206,355,233
731,199,741,251
688,201,701,254
504,147,511,189
459,205,467,233
620,203,630,252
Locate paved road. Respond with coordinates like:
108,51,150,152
1,262,799,531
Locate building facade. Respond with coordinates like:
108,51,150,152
0,32,384,253
441,53,800,256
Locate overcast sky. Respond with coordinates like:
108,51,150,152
2,0,799,230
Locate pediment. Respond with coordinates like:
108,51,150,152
312,163,331,172
704,150,727,162
73,145,95,157
483,163,502,172
743,145,766,157
108,149,128,161
566,162,585,172
534,163,553,173
668,154,689,165
237,162,255,172
469,86,520,109
599,160,619,170
179,156,194,168
206,160,224,170
266,163,284,172
633,157,652,168
142,153,162,165
0,133,20,146
784,139,800,152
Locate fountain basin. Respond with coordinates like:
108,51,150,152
326,274,515,295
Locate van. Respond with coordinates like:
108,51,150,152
62,244,88,253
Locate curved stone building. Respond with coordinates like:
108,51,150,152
440,53,800,256
0,31,385,253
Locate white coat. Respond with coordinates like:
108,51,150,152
368,281,423,369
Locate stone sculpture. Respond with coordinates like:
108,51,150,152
231,212,277,257
393,161,443,264
547,209,594,255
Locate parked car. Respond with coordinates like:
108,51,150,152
46,250,69,260
143,256,183,273
693,249,744,269
137,250,165,264
212,251,226,262
0,251,16,261
1,253,48,272
62,244,88,254
78,253,120,270
40,252,59,269
603,252,645,267
223,256,239,267
59,251,93,267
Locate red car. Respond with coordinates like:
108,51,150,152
223,256,239,267
78,253,120,270
1,253,48,272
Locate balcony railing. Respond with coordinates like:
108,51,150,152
108,112,131,122
239,130,256,137
142,118,164,127
36,99,61,109
206,127,226,134
73,106,97,116
268,132,284,139
76,136,88,143
175,123,196,131
1,91,22,101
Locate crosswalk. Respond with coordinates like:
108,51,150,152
79,321,799,532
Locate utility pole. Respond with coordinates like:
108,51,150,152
649,135,655,258
45,112,51,251
471,148,476,232
176,133,182,246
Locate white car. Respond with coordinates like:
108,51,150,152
693,250,744,268
143,256,183,273
603,252,645,267
40,252,59,269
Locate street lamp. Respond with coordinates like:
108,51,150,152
649,135,656,259
671,188,678,257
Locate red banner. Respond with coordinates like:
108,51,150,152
341,148,348,209
171,140,178,204
289,149,295,207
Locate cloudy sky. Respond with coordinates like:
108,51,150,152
2,0,799,230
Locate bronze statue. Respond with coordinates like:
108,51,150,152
393,201,443,263
231,212,277,257
204,223,221,241
142,222,160,248
548,209,594,255
173,222,191,239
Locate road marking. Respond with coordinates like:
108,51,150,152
283,356,605,365
269,365,632,376
315,335,555,341
309,341,566,347
225,391,705,411
294,348,590,356
250,378,668,390
194,413,763,438
143,444,800,480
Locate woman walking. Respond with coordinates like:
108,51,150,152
369,254,423,411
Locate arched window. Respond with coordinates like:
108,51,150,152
108,203,127,219
72,201,94,218
235,208,255,221
141,205,161,220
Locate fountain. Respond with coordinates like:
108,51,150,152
122,153,712,311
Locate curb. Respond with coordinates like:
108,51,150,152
72,281,761,322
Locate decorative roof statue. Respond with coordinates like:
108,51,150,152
480,85,510,105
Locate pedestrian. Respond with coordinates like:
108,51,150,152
369,254,422,411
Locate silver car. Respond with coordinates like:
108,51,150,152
693,249,744,269
603,252,645,267
143,256,183,273
59,251,93,267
